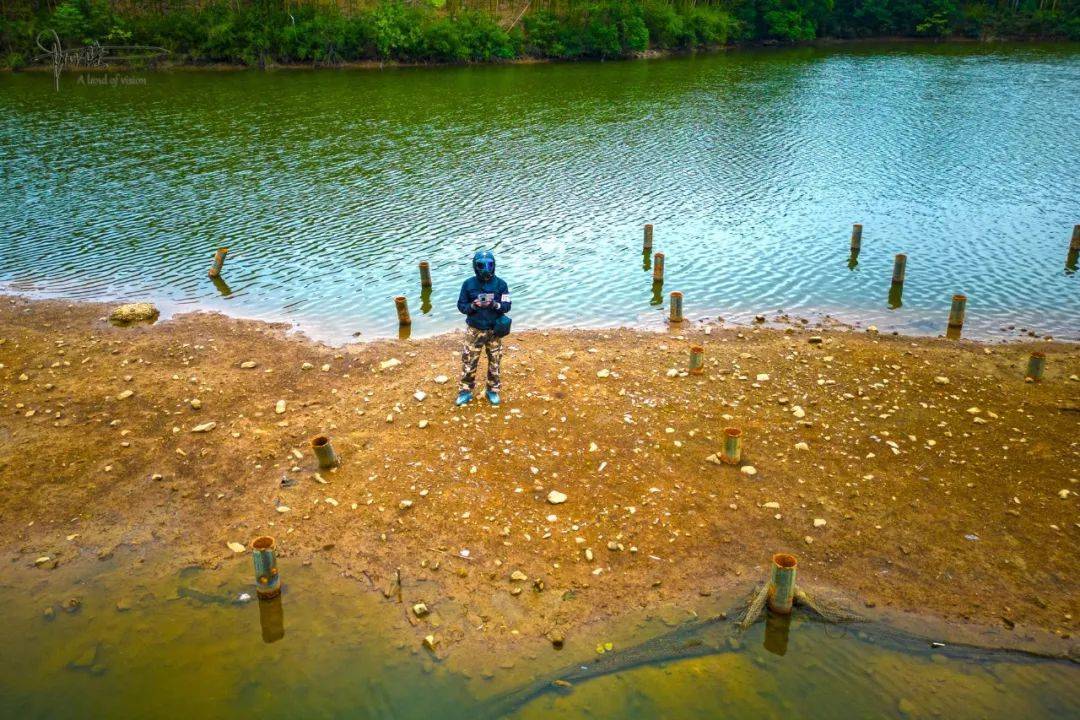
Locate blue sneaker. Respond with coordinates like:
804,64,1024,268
455,390,473,407
485,389,500,406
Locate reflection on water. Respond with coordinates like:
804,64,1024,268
1,43,1078,342
0,557,1077,719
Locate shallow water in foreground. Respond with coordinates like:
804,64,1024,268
2,43,1079,343
2,557,1076,719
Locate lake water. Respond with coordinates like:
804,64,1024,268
2,556,1077,719
1,43,1078,342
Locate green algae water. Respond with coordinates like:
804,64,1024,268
1,557,1077,719
2,43,1079,342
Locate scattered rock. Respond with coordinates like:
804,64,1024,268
240,361,257,369
226,541,246,553
275,400,286,414
116,390,134,401
190,422,216,433
380,358,401,370
808,336,823,344
423,634,438,651
813,518,827,527
547,490,567,504
399,499,414,510
934,376,949,385
434,375,448,384
190,399,202,410
510,570,528,582
740,465,757,476
413,390,427,402
413,603,429,618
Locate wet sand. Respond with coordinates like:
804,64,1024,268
1,295,1077,658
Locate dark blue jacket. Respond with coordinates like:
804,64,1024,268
457,275,511,331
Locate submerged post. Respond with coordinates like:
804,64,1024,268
419,261,432,289
689,345,704,375
207,247,229,278
1068,226,1080,270
850,223,862,254
258,593,285,644
395,296,412,326
1025,351,1046,382
721,427,742,464
891,253,907,285
669,291,684,323
767,553,797,614
1071,225,1080,252
251,536,281,599
652,252,665,283
643,224,653,253
947,294,967,338
311,435,339,469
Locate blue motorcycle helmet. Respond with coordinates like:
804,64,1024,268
472,250,495,282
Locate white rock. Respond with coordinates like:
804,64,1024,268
756,373,770,382
413,390,427,402
596,369,611,378
740,465,757,476
510,570,528,581
240,361,257,369
1059,489,1071,499
666,368,679,378
325,497,339,507
276,506,291,513
934,376,949,385
191,422,217,433
547,490,567,504
275,400,286,414
116,390,134,400
227,541,246,553
792,405,806,419
418,420,429,429
190,399,202,410
763,501,780,509
320,364,330,372
434,375,449,384
380,358,401,370
399,499,414,510
813,518,827,528
301,362,313,370
795,441,809,451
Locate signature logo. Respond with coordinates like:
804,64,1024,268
35,30,168,91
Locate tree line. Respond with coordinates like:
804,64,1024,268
1,0,1075,69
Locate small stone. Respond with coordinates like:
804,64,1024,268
34,556,51,567
413,390,427,402
240,361,257,369
276,506,291,513
813,518,827,527
190,422,216,433
934,376,949,385
763,501,780,509
1059,489,1071,499
808,336,823,344
804,536,814,544
510,570,528,582
792,405,805,418
301,362,314,370
413,603,429,618
596,369,611,378
756,373,769,382
418,419,429,429
423,635,438,651
380,358,401,370
740,465,757,476
226,541,246,553
275,400,286,414
43,607,56,620
547,490,567,504
321,364,330,372
190,399,202,410
795,441,809,451
116,390,134,401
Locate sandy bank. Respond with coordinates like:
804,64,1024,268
1,295,1077,657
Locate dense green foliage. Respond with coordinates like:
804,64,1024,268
1,0,1076,69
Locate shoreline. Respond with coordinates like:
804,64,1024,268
5,36,1075,75
1,295,1077,660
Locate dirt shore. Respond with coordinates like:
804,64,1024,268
1,295,1077,656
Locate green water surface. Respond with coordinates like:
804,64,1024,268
1,43,1078,341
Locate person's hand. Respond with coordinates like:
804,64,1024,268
472,298,486,308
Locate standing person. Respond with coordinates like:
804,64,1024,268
456,250,511,406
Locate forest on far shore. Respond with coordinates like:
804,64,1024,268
2,0,1076,68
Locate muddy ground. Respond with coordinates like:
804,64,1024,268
1,296,1077,657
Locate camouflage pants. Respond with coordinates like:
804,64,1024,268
460,326,502,392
